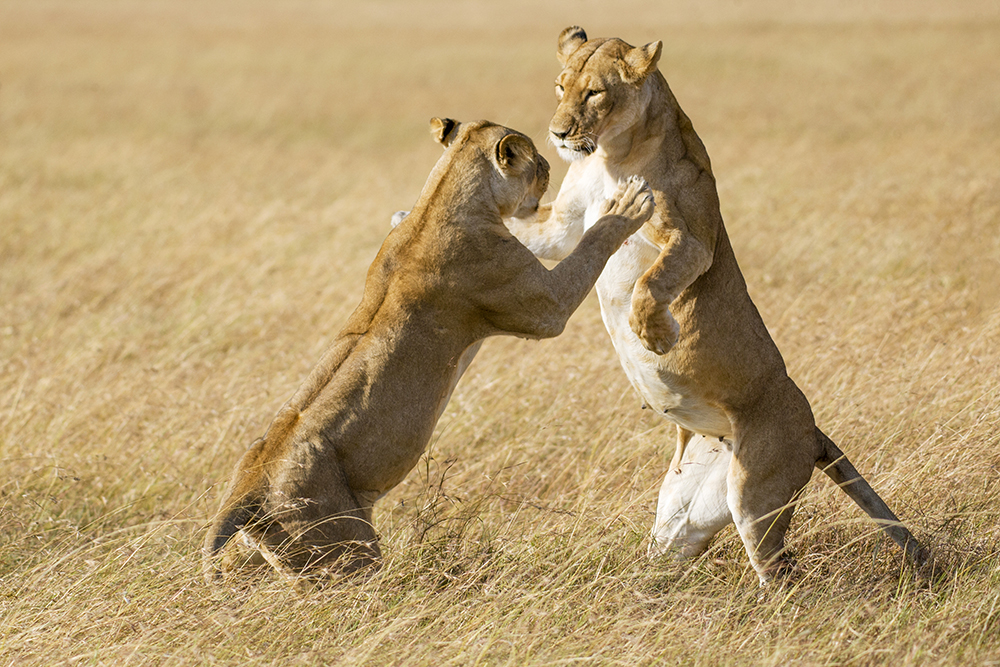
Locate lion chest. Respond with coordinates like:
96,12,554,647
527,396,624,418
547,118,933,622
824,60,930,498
573,162,732,439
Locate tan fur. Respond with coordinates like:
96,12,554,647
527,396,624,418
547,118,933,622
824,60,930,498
506,27,927,582
203,118,655,580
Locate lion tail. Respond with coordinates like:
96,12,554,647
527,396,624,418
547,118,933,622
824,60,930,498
814,427,928,568
202,486,266,584
202,410,304,583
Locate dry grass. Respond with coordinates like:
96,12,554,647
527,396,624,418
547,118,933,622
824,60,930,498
2,1,1000,664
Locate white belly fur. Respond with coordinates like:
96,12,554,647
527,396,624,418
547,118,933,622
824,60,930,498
583,172,732,439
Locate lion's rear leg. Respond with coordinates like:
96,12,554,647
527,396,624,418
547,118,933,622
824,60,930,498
649,432,733,558
251,452,381,577
258,501,381,576
727,390,818,584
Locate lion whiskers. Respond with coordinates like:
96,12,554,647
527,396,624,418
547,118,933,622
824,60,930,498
550,131,598,162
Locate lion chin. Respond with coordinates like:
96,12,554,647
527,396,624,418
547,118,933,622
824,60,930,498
552,138,593,162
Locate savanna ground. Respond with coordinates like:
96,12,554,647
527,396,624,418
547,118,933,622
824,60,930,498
2,1,1000,664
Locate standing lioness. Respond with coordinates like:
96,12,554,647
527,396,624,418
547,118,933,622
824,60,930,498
506,27,927,582
203,118,655,578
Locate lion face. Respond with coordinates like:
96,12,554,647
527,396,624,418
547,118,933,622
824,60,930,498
430,117,550,218
548,27,663,162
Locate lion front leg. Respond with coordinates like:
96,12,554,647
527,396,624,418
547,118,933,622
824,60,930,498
503,202,585,262
484,177,655,338
502,158,593,262
629,224,713,354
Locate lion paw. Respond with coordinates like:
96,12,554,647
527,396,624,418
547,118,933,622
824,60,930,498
629,288,679,355
600,175,655,233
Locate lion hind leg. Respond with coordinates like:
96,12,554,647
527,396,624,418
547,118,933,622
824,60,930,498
726,409,816,584
262,458,382,577
264,504,381,577
650,433,733,558
814,427,929,568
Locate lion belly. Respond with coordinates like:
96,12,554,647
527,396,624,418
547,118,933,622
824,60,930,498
594,222,733,439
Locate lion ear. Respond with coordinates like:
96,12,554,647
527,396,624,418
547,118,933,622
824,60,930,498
557,26,587,65
621,40,662,83
495,133,534,176
429,117,460,147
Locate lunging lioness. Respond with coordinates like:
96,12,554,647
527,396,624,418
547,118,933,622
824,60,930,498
203,118,655,579
504,27,928,583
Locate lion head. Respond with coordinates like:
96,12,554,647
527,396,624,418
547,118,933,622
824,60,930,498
548,26,663,162
430,117,550,218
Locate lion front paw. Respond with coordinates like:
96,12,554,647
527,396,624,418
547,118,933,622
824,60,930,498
600,175,655,233
629,289,679,355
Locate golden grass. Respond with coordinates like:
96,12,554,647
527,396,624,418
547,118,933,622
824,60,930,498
2,1,999,664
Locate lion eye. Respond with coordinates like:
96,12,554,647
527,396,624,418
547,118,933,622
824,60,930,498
585,89,604,101
555,84,565,100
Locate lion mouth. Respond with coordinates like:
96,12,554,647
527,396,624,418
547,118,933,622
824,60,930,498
551,135,595,161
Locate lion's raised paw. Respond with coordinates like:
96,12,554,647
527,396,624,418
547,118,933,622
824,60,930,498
600,176,655,228
629,292,679,355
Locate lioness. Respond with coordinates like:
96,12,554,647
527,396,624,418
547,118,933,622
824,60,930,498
504,27,928,582
203,118,655,578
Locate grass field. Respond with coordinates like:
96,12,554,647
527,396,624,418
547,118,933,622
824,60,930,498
2,1,1000,664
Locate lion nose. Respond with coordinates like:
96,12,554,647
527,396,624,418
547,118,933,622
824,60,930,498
551,129,569,140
